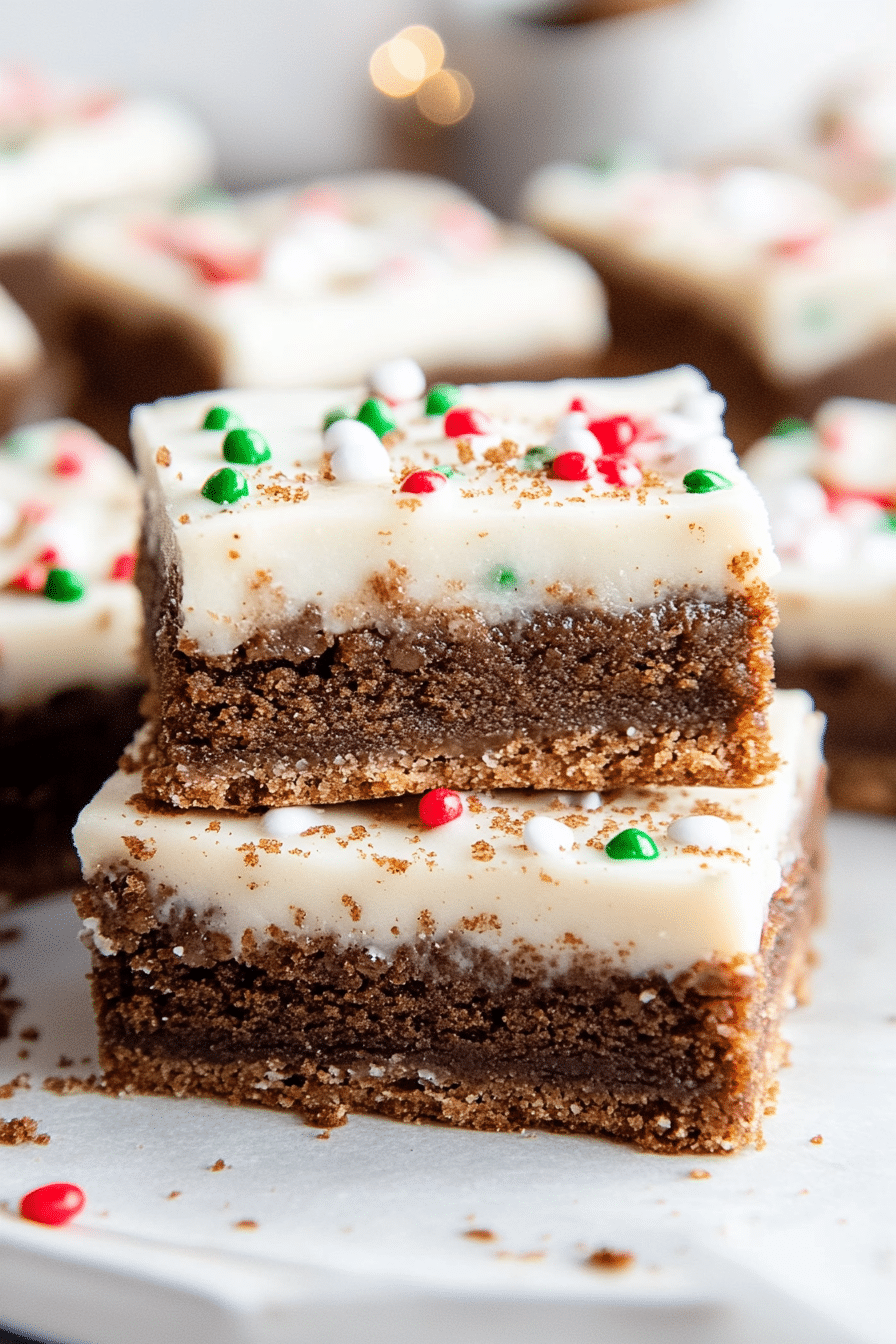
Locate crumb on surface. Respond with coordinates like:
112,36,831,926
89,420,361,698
208,1159,229,1171
233,1219,258,1230
810,1134,823,1145
18,1027,39,1041
0,1074,29,1099
463,1228,497,1242
585,1248,635,1272
0,928,21,944
42,1074,102,1094
315,1129,331,1140
56,1055,74,1069
0,1117,49,1145
166,1191,181,1200
689,1168,712,1180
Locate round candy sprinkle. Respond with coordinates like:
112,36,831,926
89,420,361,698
11,564,46,593
109,553,136,581
444,407,490,438
325,419,391,482
490,565,518,589
53,450,85,477
37,547,59,565
20,1183,85,1227
605,828,659,861
434,464,465,480
549,421,596,459
356,398,396,439
222,427,271,465
770,416,812,438
322,407,349,431
401,469,448,494
521,446,550,472
667,815,732,848
568,397,590,414
683,469,733,494
370,357,426,405
262,805,325,837
419,788,463,827
552,451,593,482
524,815,573,857
202,467,249,505
203,406,244,432
596,457,642,488
588,415,638,456
43,568,86,603
425,383,461,416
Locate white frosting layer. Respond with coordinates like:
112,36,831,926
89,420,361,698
0,77,213,251
0,420,141,708
74,691,822,981
746,399,896,676
523,161,896,382
52,173,608,384
0,284,42,374
130,369,778,660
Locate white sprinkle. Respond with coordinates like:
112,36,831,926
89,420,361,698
369,357,426,404
523,815,573,858
667,815,732,848
172,946,184,957
626,726,637,738
547,419,596,460
559,790,602,810
263,805,324,837
325,419,391,483
639,989,656,1004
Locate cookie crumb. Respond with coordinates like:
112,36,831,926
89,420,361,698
0,1117,49,1145
19,1026,39,1041
208,1159,229,1171
166,1191,181,1200
463,1227,496,1242
315,1129,331,1140
56,1055,74,1069
585,1248,635,1272
810,1134,823,1145
233,1219,258,1230
43,1075,102,1095
689,1168,712,1180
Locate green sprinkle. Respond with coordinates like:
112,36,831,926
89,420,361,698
683,469,733,494
222,427,271,465
770,417,812,439
322,407,350,431
202,467,249,505
490,565,519,590
356,398,396,439
43,568,86,603
521,446,551,472
605,828,659,861
175,185,232,212
434,464,465,480
2,429,33,456
203,406,244,432
425,383,461,416
879,512,896,533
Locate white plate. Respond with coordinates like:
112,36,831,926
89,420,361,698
0,812,893,1344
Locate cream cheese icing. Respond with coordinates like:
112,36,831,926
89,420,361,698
0,70,213,252
0,284,42,375
522,161,896,383
746,400,896,676
0,420,141,709
52,173,608,385
130,367,778,661
74,690,822,981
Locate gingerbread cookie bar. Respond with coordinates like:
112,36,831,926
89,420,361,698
52,173,608,447
74,690,824,1154
0,421,143,897
131,365,779,810
746,399,896,813
523,161,896,448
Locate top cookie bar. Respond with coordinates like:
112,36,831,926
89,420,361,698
132,364,779,810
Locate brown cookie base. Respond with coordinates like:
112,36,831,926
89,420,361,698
538,231,896,453
776,658,896,813
78,784,823,1153
0,684,144,900
138,556,778,807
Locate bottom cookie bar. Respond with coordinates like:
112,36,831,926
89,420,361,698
74,690,824,1153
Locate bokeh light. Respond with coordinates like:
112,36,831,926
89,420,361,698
369,26,446,100
415,70,475,126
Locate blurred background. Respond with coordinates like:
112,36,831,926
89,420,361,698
4,0,896,210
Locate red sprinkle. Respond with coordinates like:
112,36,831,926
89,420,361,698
568,397,590,414
400,470,448,495
552,451,593,481
20,500,50,524
444,407,491,438
37,547,59,565
192,250,261,286
419,788,464,827
10,564,47,593
595,457,643,488
588,415,639,456
110,552,136,581
823,483,894,512
53,451,84,477
770,232,823,260
20,1183,85,1227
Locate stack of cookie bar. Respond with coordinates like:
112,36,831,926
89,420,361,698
73,360,826,1154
